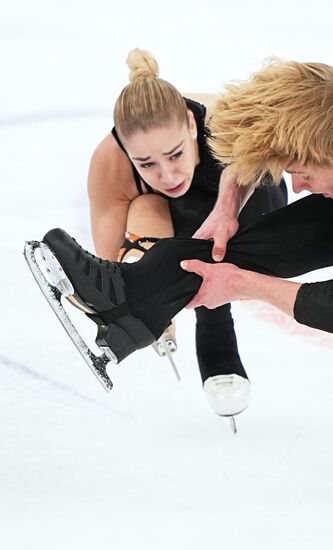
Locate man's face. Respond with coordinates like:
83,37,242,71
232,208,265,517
285,162,333,198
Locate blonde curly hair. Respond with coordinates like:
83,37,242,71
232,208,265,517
114,48,188,138
208,58,333,185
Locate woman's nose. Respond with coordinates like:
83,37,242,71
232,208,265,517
159,165,175,184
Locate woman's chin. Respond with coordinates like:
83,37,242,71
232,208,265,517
164,180,188,197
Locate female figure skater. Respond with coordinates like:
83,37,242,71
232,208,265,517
86,48,287,416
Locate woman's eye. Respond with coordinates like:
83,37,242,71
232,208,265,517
140,162,154,169
170,151,183,161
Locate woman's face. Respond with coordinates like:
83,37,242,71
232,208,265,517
122,111,199,197
286,162,333,198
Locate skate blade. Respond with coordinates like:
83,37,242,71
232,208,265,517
23,240,115,392
216,407,248,434
229,416,237,434
216,414,238,434
217,412,246,435
157,334,181,381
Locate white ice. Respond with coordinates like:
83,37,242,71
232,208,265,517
1,1,333,548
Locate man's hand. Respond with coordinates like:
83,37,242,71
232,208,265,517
192,213,239,262
180,260,243,308
181,259,301,318
192,166,248,261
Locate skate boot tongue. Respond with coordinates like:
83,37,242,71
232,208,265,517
43,228,128,313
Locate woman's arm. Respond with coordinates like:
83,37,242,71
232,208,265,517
88,133,139,260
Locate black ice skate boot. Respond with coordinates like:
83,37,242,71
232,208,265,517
43,228,156,363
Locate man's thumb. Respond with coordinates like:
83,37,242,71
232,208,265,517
180,259,205,276
212,244,225,262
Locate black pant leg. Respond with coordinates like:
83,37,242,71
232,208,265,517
225,193,333,277
121,194,333,340
195,304,248,383
161,187,247,382
193,179,287,383
194,179,287,382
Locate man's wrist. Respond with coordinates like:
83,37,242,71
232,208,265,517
231,268,255,301
234,269,301,317
217,166,256,216
216,179,241,218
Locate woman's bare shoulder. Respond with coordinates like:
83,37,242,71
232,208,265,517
88,133,138,202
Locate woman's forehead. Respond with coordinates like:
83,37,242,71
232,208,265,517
124,122,189,156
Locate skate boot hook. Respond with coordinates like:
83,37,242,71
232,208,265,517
156,332,180,381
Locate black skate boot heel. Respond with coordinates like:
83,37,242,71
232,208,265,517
42,228,156,362
95,316,156,363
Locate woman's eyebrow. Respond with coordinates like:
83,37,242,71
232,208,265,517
133,141,184,161
163,141,184,156
132,154,151,161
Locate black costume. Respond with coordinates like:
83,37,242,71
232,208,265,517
43,193,333,365
112,98,287,381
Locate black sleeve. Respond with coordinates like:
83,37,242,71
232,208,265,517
294,280,333,333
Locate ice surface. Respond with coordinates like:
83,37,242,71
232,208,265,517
1,1,333,548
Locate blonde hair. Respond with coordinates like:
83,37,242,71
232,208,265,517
208,59,333,185
113,48,188,138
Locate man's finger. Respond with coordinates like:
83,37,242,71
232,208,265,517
185,294,204,309
180,259,206,277
212,243,226,262
192,227,211,239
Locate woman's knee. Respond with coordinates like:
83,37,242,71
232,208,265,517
126,194,174,237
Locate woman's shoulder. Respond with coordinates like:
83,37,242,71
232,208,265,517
182,93,218,120
88,133,139,201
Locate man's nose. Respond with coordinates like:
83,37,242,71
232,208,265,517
292,176,306,194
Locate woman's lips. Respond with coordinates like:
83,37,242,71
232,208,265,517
165,181,185,194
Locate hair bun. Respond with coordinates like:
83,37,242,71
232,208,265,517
126,48,159,82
